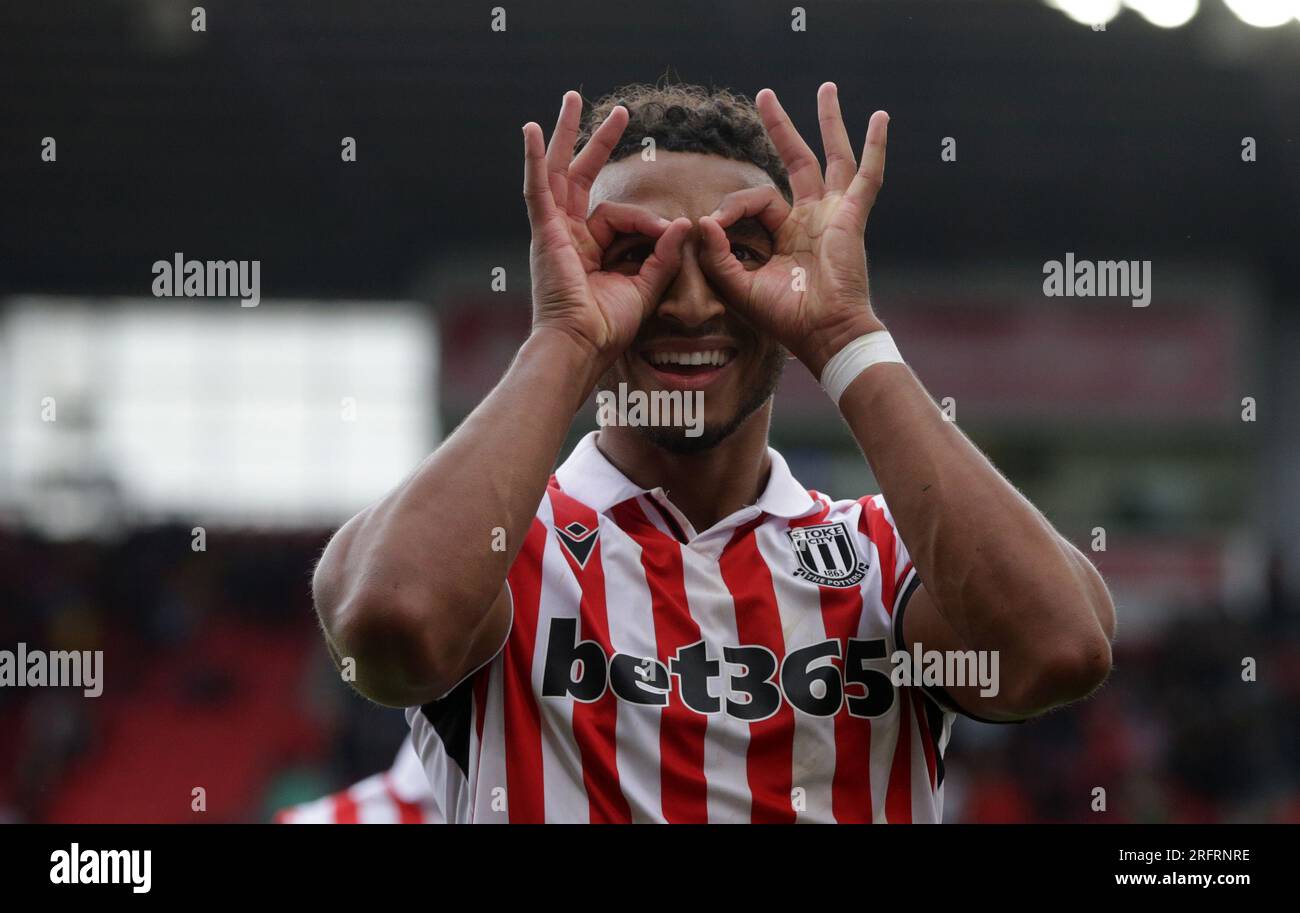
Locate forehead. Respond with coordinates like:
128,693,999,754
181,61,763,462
588,151,777,218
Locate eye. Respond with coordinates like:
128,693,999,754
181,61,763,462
618,243,654,263
731,243,766,265
602,240,654,272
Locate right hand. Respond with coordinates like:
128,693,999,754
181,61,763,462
523,91,690,366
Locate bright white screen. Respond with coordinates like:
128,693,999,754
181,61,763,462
0,297,438,532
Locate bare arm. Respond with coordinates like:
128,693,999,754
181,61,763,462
313,329,600,707
313,92,688,707
840,362,1115,721
698,83,1114,722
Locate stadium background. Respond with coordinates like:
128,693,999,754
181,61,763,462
2,0,1298,823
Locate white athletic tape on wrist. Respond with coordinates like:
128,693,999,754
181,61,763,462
819,331,904,404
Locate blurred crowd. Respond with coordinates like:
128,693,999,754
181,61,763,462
947,588,1300,823
1,526,1296,823
0,525,407,824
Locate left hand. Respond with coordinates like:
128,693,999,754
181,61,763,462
698,83,889,377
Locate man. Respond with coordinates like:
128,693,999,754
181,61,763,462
312,82,1115,823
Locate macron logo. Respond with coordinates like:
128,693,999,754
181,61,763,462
50,844,151,894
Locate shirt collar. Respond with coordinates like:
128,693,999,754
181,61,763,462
554,431,818,520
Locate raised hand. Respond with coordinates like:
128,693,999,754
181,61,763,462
523,91,691,366
697,83,890,377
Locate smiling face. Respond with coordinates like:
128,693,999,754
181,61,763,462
590,151,787,454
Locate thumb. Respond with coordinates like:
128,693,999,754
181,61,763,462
631,217,691,307
697,216,755,308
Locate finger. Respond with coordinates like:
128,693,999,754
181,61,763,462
522,122,559,228
569,104,630,217
816,82,857,192
696,215,756,308
706,185,791,238
844,110,889,224
756,88,825,205
586,201,672,251
632,217,691,306
544,91,584,212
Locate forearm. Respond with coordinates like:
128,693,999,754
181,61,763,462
314,328,601,696
835,346,1114,669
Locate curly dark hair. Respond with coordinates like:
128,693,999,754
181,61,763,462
577,83,792,202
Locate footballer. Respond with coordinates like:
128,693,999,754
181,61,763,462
312,82,1116,823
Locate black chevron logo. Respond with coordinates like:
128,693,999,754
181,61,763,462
555,521,598,568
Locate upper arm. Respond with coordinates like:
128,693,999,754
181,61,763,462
440,584,513,698
898,583,1034,724
312,498,520,707
1059,536,1116,642
866,487,1113,723
858,493,1023,723
346,583,512,709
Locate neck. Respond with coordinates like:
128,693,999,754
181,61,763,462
595,403,774,533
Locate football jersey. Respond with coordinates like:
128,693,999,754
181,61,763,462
274,736,443,824
407,431,954,823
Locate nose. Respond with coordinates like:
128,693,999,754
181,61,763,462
653,225,727,328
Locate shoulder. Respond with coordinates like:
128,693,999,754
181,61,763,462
805,490,901,545
805,491,914,590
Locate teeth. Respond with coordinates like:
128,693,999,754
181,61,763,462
648,349,732,367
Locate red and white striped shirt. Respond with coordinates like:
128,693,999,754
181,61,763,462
274,737,443,824
407,432,954,823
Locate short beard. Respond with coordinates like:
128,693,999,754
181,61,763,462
636,346,786,455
